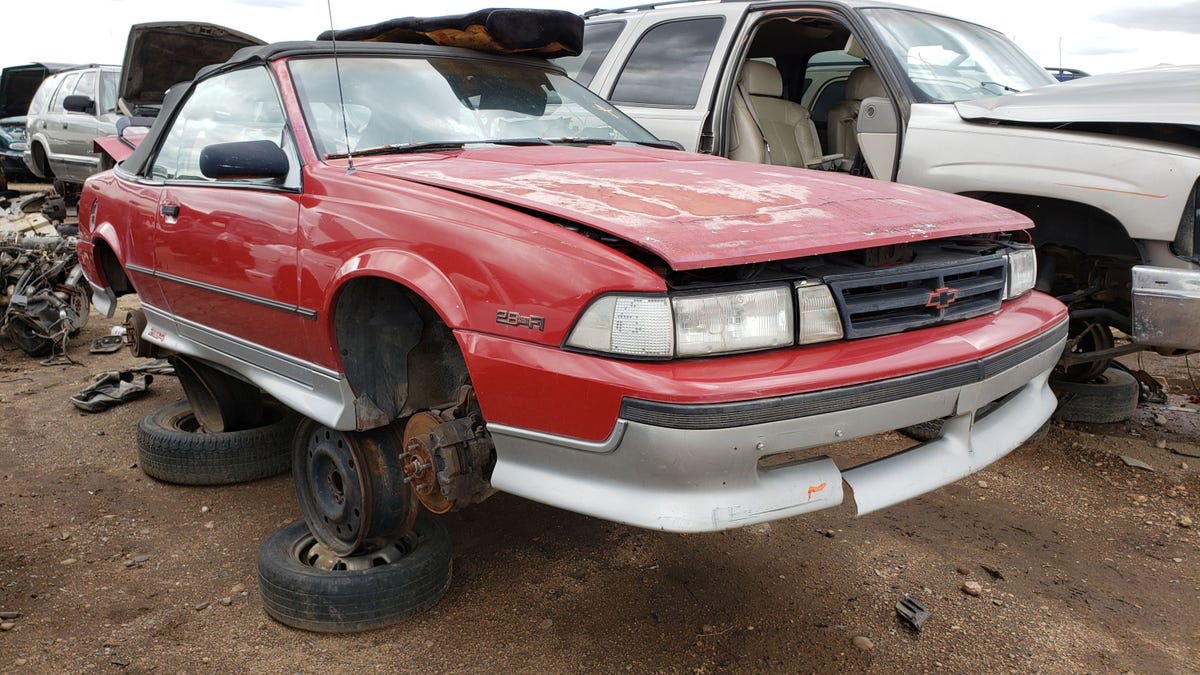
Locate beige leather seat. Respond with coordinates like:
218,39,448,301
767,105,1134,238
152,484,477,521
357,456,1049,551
826,66,887,166
729,61,840,168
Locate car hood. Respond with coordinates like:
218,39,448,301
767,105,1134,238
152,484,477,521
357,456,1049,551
362,146,1027,271
0,62,75,119
120,22,264,113
956,65,1200,126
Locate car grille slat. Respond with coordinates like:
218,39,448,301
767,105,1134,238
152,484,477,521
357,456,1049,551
828,256,1007,339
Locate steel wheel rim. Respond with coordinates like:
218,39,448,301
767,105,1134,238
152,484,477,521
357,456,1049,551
300,427,368,555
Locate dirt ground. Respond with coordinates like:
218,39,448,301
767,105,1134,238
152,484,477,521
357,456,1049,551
1,204,1198,672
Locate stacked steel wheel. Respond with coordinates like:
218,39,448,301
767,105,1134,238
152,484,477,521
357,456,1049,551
132,352,455,632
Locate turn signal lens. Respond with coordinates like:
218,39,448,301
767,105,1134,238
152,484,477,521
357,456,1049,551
796,283,844,344
566,295,673,357
1005,246,1037,299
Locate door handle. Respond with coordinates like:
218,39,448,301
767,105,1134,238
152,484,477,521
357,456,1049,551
160,204,180,218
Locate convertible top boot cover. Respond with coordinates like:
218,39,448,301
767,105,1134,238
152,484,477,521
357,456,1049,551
317,8,584,58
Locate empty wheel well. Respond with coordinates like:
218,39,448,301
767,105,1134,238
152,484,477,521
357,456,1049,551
31,142,53,178
970,193,1139,259
972,192,1139,308
334,277,469,429
93,240,134,295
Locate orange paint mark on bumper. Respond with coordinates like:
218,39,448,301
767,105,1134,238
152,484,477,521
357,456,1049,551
807,481,828,501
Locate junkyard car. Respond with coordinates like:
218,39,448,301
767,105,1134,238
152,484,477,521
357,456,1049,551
569,0,1200,410
23,64,121,199
78,14,1066,632
0,62,77,187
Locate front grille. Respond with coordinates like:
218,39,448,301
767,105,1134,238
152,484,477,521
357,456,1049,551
827,256,1006,339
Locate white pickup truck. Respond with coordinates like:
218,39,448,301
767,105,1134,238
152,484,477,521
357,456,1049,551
564,0,1200,398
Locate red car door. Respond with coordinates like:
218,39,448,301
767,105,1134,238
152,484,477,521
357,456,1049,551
155,185,305,356
144,65,309,360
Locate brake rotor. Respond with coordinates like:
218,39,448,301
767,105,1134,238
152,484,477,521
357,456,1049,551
403,412,454,514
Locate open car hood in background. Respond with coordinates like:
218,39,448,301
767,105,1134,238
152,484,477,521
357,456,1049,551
956,65,1200,126
119,22,265,115
318,8,584,58
0,62,77,119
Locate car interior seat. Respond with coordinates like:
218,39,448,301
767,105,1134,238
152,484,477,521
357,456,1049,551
729,60,842,169
826,65,887,169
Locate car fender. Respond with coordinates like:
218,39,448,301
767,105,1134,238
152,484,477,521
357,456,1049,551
325,248,468,329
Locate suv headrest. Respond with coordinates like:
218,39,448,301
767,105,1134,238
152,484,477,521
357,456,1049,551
846,66,885,100
739,60,782,97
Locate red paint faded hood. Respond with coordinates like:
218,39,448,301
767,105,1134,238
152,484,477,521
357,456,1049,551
363,146,1029,271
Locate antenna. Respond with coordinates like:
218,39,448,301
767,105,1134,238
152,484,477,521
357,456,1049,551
326,0,355,174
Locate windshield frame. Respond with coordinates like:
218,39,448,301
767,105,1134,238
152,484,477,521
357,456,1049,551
861,8,1056,104
286,52,661,160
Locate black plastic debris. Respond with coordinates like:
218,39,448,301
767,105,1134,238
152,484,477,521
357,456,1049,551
896,595,931,632
70,370,154,412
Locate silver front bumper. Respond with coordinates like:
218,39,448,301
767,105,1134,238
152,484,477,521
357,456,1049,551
488,322,1066,532
1132,265,1200,351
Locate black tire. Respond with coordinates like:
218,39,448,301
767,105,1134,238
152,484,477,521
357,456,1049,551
1050,367,1139,424
137,400,299,485
258,514,452,633
899,419,943,442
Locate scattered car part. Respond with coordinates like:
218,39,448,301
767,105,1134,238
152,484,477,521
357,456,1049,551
895,595,930,631
1050,367,1140,423
257,514,451,633
136,399,297,485
89,334,124,353
70,370,153,412
1,230,90,357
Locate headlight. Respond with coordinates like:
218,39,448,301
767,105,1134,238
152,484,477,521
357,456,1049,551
10,141,27,151
673,286,793,356
1004,246,1037,299
566,283,844,359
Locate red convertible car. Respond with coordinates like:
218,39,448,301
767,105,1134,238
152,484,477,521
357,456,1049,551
77,27,1066,632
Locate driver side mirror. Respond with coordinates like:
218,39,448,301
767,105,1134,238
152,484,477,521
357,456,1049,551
63,95,96,115
199,140,289,180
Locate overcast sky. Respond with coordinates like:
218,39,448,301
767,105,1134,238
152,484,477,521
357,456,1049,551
2,0,1197,75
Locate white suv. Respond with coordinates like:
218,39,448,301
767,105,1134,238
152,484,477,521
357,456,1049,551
23,65,121,197
566,1,1200,385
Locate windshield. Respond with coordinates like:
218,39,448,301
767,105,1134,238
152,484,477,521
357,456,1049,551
862,9,1056,103
289,55,660,158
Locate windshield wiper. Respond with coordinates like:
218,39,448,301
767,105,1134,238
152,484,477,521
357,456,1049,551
328,138,560,159
327,141,466,159
542,137,684,151
981,80,1020,93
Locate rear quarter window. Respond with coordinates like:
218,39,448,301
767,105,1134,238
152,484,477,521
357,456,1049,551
609,17,724,108
27,76,60,115
555,21,625,87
